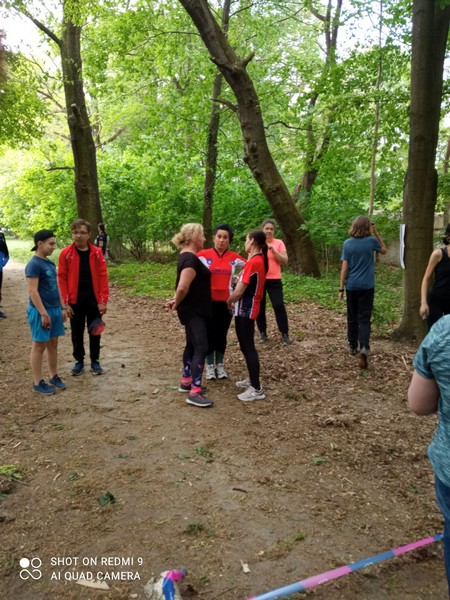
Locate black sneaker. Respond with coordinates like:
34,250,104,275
282,333,293,345
259,332,268,343
71,361,85,376
186,392,214,408
348,345,358,357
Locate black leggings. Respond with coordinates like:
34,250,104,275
183,314,209,388
208,301,233,355
346,288,374,351
427,290,450,329
235,316,261,390
256,279,289,335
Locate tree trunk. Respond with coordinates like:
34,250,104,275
203,0,231,247
395,0,450,340
292,0,341,208
180,0,320,276
369,0,383,216
203,72,223,247
23,1,103,238
61,12,102,234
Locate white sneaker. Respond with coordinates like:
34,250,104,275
236,378,250,388
237,386,265,401
216,364,228,379
205,364,216,380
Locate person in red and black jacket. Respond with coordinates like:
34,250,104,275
197,224,246,381
58,219,109,376
227,229,268,402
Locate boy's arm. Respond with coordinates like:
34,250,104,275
27,277,51,330
57,250,69,304
408,370,439,415
338,260,348,300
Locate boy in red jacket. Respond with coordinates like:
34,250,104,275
58,219,109,375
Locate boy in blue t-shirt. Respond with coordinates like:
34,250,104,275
25,230,68,395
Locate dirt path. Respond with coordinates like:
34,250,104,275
0,261,448,599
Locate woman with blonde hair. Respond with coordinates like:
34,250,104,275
338,216,386,369
166,223,213,408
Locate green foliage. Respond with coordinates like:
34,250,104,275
0,50,48,147
0,0,430,268
108,260,176,298
0,465,23,479
98,491,116,506
0,146,76,240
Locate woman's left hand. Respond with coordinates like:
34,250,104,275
165,299,176,312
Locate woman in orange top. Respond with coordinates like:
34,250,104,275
256,219,292,345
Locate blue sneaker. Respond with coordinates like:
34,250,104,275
49,374,67,390
32,380,55,395
71,361,85,376
91,361,104,375
0,311,7,318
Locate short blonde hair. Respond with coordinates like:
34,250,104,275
349,216,371,238
171,223,204,248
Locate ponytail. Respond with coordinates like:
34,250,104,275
248,229,268,272
261,243,269,273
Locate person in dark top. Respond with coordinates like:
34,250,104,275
58,219,109,376
166,223,213,408
95,223,109,258
420,224,450,329
0,231,9,318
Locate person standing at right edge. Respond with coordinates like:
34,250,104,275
256,219,292,345
58,219,109,376
338,216,386,369
0,232,10,318
420,223,450,329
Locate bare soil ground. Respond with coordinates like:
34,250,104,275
0,261,448,600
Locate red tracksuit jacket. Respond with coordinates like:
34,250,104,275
58,242,109,305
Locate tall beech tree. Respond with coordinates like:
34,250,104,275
203,0,231,247
396,0,450,339
15,0,102,232
179,0,320,276
292,0,342,206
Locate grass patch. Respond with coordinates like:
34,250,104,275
0,465,23,501
6,238,62,264
108,260,175,298
106,259,403,336
283,263,402,335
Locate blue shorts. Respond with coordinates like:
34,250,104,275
27,305,65,342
